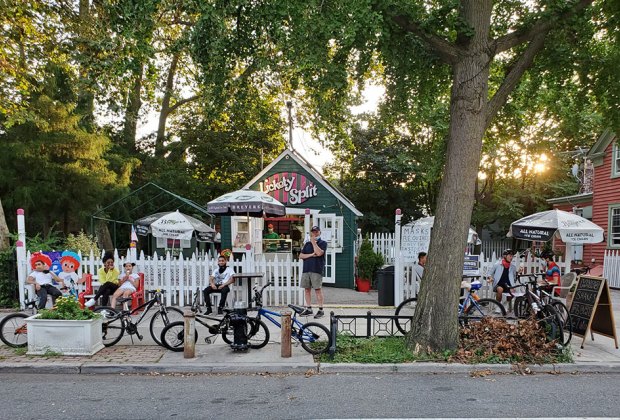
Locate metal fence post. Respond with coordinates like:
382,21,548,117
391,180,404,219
281,310,292,357
184,310,196,358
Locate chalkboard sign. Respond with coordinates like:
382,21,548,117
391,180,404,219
568,275,618,349
569,276,603,336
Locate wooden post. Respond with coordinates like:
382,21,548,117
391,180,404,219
184,310,196,358
281,310,292,358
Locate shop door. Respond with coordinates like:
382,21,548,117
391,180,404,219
315,214,342,284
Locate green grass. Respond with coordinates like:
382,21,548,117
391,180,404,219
13,347,27,356
317,334,451,364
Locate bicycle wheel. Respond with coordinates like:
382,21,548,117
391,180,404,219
550,300,572,346
247,318,270,349
160,321,198,352
149,306,185,346
394,297,417,335
94,307,125,347
513,296,531,318
538,305,564,344
465,298,506,320
298,322,331,355
0,313,29,348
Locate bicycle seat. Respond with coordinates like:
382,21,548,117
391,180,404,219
288,304,306,315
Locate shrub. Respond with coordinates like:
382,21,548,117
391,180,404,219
38,296,100,320
64,230,100,256
357,238,384,281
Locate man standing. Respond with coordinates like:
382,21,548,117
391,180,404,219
414,251,427,282
299,225,328,318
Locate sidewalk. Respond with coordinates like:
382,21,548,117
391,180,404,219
1,287,618,375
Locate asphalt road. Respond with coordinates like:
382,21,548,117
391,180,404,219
2,371,619,419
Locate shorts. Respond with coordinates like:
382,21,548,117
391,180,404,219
301,272,323,289
493,281,511,292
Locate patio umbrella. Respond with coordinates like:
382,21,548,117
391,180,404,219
507,209,604,244
207,189,286,217
409,216,481,245
134,210,215,242
207,189,286,250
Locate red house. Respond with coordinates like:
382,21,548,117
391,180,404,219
548,129,619,267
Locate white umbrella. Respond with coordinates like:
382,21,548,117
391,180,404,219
135,210,215,242
507,209,604,244
409,216,481,245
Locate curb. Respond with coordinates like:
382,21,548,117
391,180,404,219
3,361,620,375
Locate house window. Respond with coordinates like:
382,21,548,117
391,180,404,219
610,205,620,247
614,143,620,177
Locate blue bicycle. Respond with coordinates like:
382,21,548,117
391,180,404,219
248,282,332,355
395,276,506,334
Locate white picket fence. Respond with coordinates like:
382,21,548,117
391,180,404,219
603,250,620,288
21,249,305,309
400,251,567,300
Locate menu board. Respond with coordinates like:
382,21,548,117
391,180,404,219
568,276,618,349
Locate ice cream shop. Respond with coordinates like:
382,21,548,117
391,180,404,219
220,149,362,289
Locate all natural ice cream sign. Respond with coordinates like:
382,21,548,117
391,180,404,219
261,173,318,205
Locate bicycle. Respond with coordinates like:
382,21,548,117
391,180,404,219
247,282,332,355
0,298,39,348
507,275,568,346
94,289,184,347
160,288,269,351
394,275,506,335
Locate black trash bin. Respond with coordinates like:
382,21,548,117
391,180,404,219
376,265,395,306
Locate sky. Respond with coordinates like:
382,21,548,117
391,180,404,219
136,84,385,174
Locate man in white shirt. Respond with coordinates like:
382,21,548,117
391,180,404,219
26,252,64,309
414,252,427,282
202,256,235,315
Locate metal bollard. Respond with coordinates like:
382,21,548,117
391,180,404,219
281,310,292,358
184,310,196,359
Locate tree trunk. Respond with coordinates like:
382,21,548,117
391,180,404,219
0,197,10,251
76,0,95,130
122,64,144,151
155,53,179,157
95,219,113,252
408,0,492,353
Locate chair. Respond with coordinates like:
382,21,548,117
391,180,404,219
552,272,577,299
78,273,145,311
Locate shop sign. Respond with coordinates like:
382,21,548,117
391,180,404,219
261,172,318,205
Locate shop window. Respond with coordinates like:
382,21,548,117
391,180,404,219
610,205,620,248
613,142,620,177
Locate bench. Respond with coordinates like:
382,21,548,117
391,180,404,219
78,273,145,311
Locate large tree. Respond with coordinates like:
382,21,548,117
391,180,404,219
190,0,619,352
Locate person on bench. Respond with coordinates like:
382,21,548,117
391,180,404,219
109,261,139,309
26,252,65,309
85,253,119,308
203,254,235,315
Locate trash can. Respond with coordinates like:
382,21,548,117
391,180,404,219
376,265,395,306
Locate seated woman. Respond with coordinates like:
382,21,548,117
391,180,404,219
85,253,120,308
26,252,65,309
109,261,139,309
203,253,235,315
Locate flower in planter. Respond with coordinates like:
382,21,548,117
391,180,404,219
38,296,101,321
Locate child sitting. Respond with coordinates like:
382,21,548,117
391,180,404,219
109,262,139,309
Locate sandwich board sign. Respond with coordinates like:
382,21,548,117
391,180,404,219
568,276,618,349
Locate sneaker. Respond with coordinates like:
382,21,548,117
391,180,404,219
314,310,324,319
217,307,223,315
204,307,213,315
300,307,313,316
84,298,96,308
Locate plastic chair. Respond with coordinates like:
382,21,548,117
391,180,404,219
78,272,145,311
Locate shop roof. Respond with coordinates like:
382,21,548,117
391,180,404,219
243,149,363,217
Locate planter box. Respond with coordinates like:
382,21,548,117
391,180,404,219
26,315,104,356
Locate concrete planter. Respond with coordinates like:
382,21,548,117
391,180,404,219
26,315,104,356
